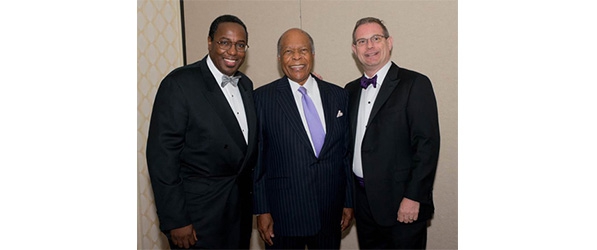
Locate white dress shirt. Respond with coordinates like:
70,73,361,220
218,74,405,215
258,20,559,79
207,55,249,144
353,61,392,178
288,75,327,155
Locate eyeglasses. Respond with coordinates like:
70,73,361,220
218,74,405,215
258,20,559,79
216,40,249,52
354,34,388,47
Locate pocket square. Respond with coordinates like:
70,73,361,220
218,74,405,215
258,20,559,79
336,110,343,118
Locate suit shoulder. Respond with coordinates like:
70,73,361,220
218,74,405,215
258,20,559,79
158,61,203,89
254,79,281,100
396,66,431,82
344,77,362,94
254,79,277,93
394,66,437,100
319,79,344,91
153,61,206,94
165,60,202,78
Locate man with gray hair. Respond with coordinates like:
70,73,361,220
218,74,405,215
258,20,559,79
253,28,354,249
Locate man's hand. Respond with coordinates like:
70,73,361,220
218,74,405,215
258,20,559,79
312,72,324,80
257,213,275,246
397,197,420,224
341,208,354,231
170,224,197,249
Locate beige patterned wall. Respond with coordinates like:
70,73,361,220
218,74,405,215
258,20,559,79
138,0,183,249
138,1,456,249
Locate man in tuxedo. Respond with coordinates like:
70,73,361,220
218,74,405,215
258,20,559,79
146,15,256,249
345,17,441,249
253,28,354,249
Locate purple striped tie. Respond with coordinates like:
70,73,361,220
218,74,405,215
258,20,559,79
298,86,325,157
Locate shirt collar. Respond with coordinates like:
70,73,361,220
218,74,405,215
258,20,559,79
364,60,392,88
288,74,316,93
206,55,224,85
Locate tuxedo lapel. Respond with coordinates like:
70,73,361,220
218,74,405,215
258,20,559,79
198,59,247,152
275,77,313,150
367,63,401,126
316,78,333,154
347,83,362,143
238,76,256,146
237,76,256,173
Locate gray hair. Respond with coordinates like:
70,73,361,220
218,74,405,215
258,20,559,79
277,28,315,56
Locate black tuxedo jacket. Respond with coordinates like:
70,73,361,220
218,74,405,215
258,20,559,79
253,75,354,236
146,56,257,248
345,62,440,226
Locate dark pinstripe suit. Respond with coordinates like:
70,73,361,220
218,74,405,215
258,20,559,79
253,75,354,240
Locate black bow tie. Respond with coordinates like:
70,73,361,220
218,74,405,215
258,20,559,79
360,75,377,89
222,75,241,87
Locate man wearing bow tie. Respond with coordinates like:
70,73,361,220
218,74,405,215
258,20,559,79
345,17,440,249
253,28,354,249
146,15,256,249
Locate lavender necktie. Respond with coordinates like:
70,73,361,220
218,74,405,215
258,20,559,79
298,86,325,157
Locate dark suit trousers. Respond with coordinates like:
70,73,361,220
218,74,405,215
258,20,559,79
355,182,428,249
266,232,341,250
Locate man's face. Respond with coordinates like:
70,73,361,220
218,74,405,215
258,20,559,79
208,22,247,76
278,29,314,85
352,23,393,73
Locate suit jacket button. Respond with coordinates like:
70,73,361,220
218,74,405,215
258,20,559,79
224,144,228,149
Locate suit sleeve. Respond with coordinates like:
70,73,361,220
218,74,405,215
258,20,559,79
405,75,441,203
146,76,192,232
